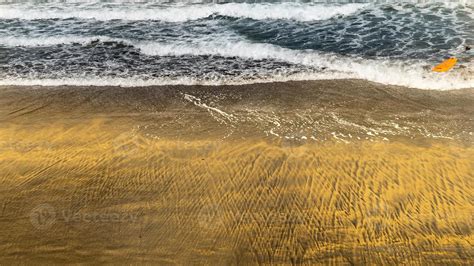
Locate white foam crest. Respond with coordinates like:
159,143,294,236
0,73,349,88
137,39,309,63
1,63,471,90
0,3,367,22
0,36,122,47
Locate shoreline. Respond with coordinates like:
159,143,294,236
1,78,474,91
1,79,472,144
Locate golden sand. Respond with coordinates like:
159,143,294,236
0,81,472,264
0,119,472,264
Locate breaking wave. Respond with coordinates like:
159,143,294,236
0,1,472,90
1,37,472,89
0,2,368,22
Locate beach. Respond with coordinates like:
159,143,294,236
0,80,472,264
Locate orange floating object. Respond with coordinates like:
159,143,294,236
432,57,457,72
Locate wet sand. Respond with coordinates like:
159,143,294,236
0,80,473,264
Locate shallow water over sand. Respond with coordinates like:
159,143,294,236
0,80,472,264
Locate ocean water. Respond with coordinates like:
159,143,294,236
0,0,472,89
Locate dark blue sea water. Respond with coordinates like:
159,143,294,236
0,0,472,89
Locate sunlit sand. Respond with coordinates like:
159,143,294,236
0,80,472,264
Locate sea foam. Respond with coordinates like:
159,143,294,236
0,3,367,22
1,35,473,90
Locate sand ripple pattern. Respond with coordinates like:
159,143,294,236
0,81,472,263
0,131,472,264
